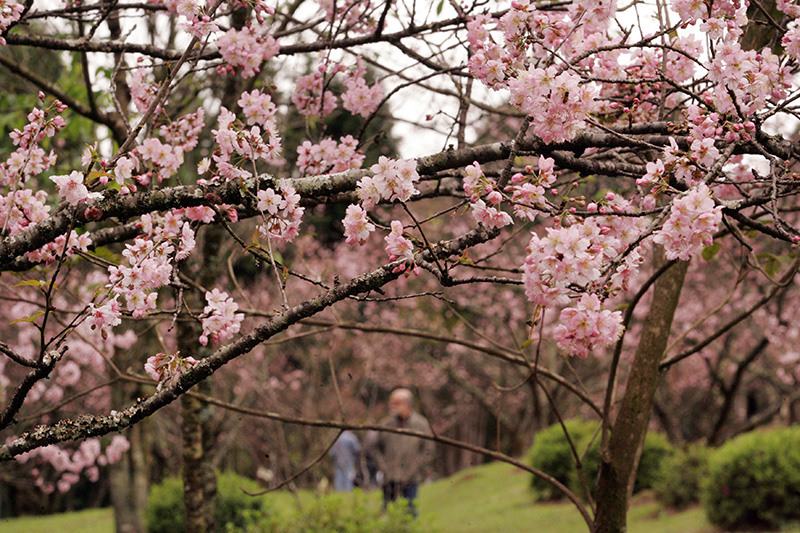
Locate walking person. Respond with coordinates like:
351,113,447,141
371,388,435,517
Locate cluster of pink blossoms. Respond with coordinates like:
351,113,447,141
145,351,199,384
256,180,304,245
0,0,24,45
653,183,723,261
107,212,196,318
553,294,624,358
705,42,789,116
292,68,339,117
318,0,374,33
508,66,596,144
297,135,364,175
357,156,420,209
522,218,626,308
137,138,184,183
522,200,650,307
174,0,219,40
505,156,557,222
461,162,512,229
15,436,129,493
199,288,244,346
129,68,158,114
25,230,92,265
210,106,282,181
216,23,280,78
0,189,50,236
342,204,374,246
238,89,277,128
160,108,205,152
88,296,122,339
2,100,65,185
341,60,384,118
384,220,419,275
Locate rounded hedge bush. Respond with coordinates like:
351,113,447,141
229,490,418,533
527,419,675,501
653,443,710,509
527,419,598,501
703,426,800,531
145,471,265,533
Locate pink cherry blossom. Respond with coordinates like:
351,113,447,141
653,183,723,261
343,204,375,246
50,171,100,205
145,352,199,384
553,294,624,358
199,289,244,346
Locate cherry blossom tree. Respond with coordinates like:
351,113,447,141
1,0,800,531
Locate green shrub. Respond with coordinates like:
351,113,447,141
527,419,598,501
145,471,266,533
703,426,800,530
653,443,710,509
231,490,418,533
634,431,676,493
527,419,675,501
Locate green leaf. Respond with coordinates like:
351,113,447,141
10,310,45,325
764,256,780,278
13,279,46,288
701,242,721,260
436,0,444,15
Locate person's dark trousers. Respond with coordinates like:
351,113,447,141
382,480,419,517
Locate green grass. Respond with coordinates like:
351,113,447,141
4,462,800,533
0,507,114,533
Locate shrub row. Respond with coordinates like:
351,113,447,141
526,418,674,501
145,472,417,533
528,420,800,531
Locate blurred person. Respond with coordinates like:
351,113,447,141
371,388,435,517
330,430,361,492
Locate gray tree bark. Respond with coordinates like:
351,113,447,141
593,252,688,533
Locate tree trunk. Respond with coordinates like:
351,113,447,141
109,329,155,533
180,222,227,532
593,253,688,533
109,423,149,533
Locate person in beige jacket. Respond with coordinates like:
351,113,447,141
372,388,435,517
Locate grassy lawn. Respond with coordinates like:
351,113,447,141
0,507,114,533
418,461,716,533
3,461,800,533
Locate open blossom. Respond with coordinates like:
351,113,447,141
50,171,101,205
653,183,723,261
471,199,513,228
343,204,375,245
256,180,304,245
88,296,122,337
553,294,624,358
637,159,665,188
144,352,198,385
199,289,244,346
257,187,286,215
384,220,414,262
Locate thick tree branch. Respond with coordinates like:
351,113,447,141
0,226,498,459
